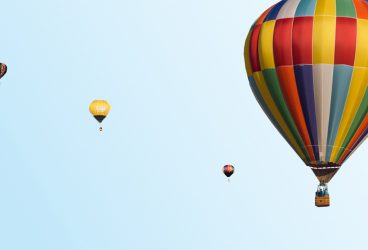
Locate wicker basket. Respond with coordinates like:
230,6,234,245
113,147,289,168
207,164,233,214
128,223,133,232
315,194,330,207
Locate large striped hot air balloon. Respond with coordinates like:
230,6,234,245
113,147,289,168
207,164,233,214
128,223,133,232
244,0,368,207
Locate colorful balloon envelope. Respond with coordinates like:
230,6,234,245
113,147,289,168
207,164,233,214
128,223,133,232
244,0,368,201
223,165,234,178
89,100,111,131
0,63,7,79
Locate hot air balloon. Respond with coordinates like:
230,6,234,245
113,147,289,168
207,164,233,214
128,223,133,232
244,0,368,207
89,100,111,132
0,63,7,79
223,165,234,181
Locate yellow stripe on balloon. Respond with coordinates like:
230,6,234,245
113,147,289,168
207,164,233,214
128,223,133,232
354,19,368,67
330,67,368,162
244,31,253,76
315,0,336,16
258,21,276,70
313,16,336,64
252,71,307,161
89,100,111,117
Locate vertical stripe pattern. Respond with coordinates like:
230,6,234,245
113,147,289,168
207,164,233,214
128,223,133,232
244,0,368,183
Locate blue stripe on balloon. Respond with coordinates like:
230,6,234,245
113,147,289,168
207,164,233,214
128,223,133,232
325,65,353,162
264,0,287,21
249,76,281,130
352,128,368,152
294,65,320,161
295,0,318,17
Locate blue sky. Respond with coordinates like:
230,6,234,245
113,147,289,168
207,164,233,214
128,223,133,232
0,0,367,249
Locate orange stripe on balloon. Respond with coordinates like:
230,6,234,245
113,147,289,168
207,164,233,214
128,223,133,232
276,66,316,161
353,0,368,19
338,114,368,164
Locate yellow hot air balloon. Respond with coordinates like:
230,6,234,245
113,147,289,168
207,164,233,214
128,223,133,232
89,100,111,132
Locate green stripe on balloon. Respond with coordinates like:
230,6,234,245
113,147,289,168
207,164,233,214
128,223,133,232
249,75,308,162
336,0,356,18
335,90,368,162
262,69,311,161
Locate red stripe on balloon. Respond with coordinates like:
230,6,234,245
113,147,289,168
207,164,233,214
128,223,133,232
335,17,357,66
292,17,313,65
249,25,262,72
276,66,316,161
274,18,294,67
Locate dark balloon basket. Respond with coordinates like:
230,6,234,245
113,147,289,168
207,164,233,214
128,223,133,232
315,194,330,207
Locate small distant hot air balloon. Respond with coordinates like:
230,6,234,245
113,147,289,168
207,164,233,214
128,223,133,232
244,0,368,207
89,100,110,132
0,63,7,79
223,165,234,181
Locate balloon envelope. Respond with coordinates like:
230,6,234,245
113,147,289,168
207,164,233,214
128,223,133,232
244,0,368,183
89,100,111,123
223,165,234,178
0,63,7,79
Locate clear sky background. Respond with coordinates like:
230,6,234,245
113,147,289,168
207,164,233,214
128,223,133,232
0,0,367,249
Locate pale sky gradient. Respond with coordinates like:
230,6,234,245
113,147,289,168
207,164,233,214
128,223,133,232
0,0,367,249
